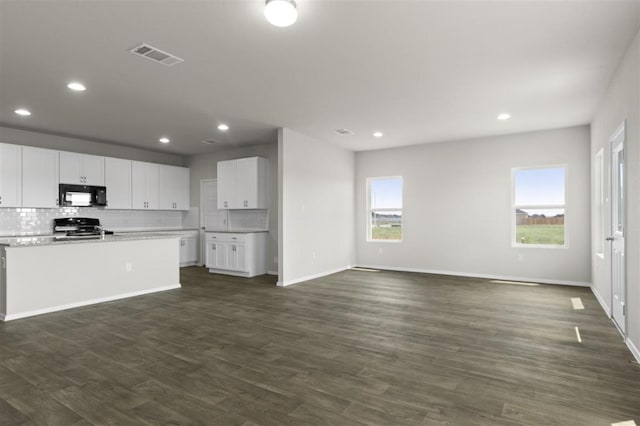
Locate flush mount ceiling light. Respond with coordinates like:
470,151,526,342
373,131,383,138
67,82,86,92
14,108,31,116
264,0,297,27
497,113,511,120
159,137,170,144
217,124,229,131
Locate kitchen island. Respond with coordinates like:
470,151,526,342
0,233,181,321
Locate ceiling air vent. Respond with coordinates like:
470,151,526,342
335,128,354,136
201,140,217,145
129,43,184,67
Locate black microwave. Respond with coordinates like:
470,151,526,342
59,184,107,207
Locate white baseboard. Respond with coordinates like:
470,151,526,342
0,284,181,322
590,285,611,316
277,265,353,287
267,270,278,275
626,337,640,364
355,264,591,287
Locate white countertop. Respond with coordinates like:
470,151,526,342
205,229,269,234
0,232,181,248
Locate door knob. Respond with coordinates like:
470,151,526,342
606,237,614,241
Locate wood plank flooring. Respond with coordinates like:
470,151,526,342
0,267,639,425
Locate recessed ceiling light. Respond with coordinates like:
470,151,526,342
497,113,511,120
67,82,86,92
264,0,298,27
217,124,229,131
14,108,31,116
373,131,383,138
159,137,170,144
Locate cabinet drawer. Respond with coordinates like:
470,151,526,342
206,233,247,243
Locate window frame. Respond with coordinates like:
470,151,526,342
511,164,568,249
366,176,403,243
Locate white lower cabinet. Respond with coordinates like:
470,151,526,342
155,230,198,267
179,234,198,267
205,232,267,277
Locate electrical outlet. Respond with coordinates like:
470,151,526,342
312,251,317,261
517,254,524,263
125,262,133,272
378,247,383,254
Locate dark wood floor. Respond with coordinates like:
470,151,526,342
0,267,639,425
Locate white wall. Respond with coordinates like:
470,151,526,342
0,126,185,166
356,126,591,285
591,30,640,359
186,142,278,272
278,128,355,286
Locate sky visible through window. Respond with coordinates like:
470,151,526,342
371,178,402,209
515,167,564,216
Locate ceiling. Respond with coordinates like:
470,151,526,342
0,0,638,155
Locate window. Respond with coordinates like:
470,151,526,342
367,177,402,241
513,166,566,247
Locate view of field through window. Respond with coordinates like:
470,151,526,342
514,167,565,246
369,177,402,241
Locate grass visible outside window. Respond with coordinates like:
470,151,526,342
368,177,402,242
513,166,566,247
515,224,564,245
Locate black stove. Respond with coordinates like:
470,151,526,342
53,217,113,240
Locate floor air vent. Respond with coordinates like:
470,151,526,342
129,43,184,67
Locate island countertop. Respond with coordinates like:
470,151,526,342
0,235,181,321
0,232,181,248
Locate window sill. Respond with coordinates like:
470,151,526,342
367,239,403,243
512,243,568,249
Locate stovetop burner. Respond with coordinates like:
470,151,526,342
53,217,113,238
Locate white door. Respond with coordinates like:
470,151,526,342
200,179,228,265
610,122,626,334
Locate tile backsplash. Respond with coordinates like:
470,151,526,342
0,207,185,236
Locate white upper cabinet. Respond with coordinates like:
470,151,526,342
217,160,236,209
59,152,105,186
217,157,266,209
158,165,190,210
0,144,22,208
104,157,132,209
22,146,59,208
132,161,159,210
